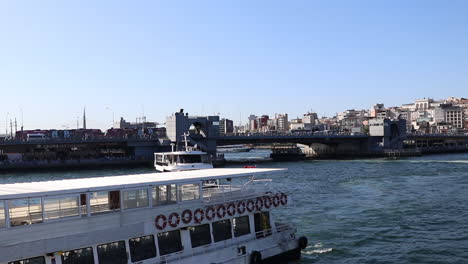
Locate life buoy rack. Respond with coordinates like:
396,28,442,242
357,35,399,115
227,203,236,216
272,194,280,207
181,209,193,224
155,214,167,230
216,204,227,218
237,200,246,214
255,197,264,211
168,212,180,228
280,193,288,206
246,199,255,212
205,206,215,221
193,208,204,223
263,196,272,209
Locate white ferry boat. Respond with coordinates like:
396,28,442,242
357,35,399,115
154,133,214,172
0,168,308,264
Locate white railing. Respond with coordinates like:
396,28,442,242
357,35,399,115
159,222,296,264
203,179,273,205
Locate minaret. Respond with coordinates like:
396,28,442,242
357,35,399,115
83,107,87,130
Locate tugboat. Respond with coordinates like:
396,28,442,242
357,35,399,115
0,168,308,264
154,133,213,172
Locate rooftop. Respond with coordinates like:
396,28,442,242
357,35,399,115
0,168,285,200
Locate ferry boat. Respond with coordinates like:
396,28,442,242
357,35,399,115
0,168,308,264
154,133,213,172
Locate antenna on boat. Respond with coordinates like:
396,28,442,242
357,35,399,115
183,132,190,151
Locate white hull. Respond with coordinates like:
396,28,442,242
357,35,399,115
155,163,213,172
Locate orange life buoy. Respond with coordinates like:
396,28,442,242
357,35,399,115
227,203,236,216
255,197,264,211
237,200,246,214
168,212,180,228
205,206,215,221
182,209,193,224
272,194,280,207
194,208,205,224
216,204,226,218
280,193,288,206
263,196,272,209
155,214,167,230
246,199,255,212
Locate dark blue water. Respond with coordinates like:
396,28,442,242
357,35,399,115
1,151,468,264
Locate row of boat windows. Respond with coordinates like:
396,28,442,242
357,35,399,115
8,213,271,264
0,183,200,228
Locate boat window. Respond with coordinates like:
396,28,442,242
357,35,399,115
178,183,200,201
61,247,94,264
43,195,80,221
177,155,202,163
233,215,251,237
212,219,232,242
129,235,157,262
8,256,45,264
157,230,183,255
80,194,87,215
254,212,272,238
123,189,149,210
152,184,177,206
8,198,43,227
97,240,128,264
0,201,5,228
90,190,121,215
189,224,212,248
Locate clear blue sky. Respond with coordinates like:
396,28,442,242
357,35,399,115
1,0,467,131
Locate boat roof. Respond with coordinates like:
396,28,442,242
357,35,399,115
155,151,207,155
0,168,286,200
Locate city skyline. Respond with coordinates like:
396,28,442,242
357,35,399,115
1,1,468,131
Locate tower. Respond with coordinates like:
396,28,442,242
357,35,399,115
83,107,87,130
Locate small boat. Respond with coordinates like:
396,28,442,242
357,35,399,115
154,133,213,172
0,168,308,264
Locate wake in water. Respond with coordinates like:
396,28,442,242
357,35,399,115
302,243,333,255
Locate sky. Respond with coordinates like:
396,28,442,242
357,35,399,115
1,0,467,131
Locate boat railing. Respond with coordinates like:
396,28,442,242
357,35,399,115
203,180,273,204
159,222,296,264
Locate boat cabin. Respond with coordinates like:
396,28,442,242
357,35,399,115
154,151,213,172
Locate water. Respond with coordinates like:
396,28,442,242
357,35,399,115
1,151,468,264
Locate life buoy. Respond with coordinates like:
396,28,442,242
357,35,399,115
216,204,226,218
246,200,255,212
168,212,180,228
280,193,288,206
194,208,204,224
237,201,246,214
255,197,264,211
250,251,262,264
205,206,215,221
227,203,236,216
272,194,280,207
298,236,308,250
263,196,272,209
181,209,193,224
155,214,167,230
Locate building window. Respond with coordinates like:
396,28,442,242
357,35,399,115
61,247,94,264
152,184,177,206
0,201,5,228
212,219,232,242
233,215,251,237
123,189,149,210
189,224,212,248
8,198,43,227
90,190,121,215
254,212,272,238
158,230,183,255
97,241,128,264
178,183,200,201
8,257,45,264
129,235,157,262
43,195,80,221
